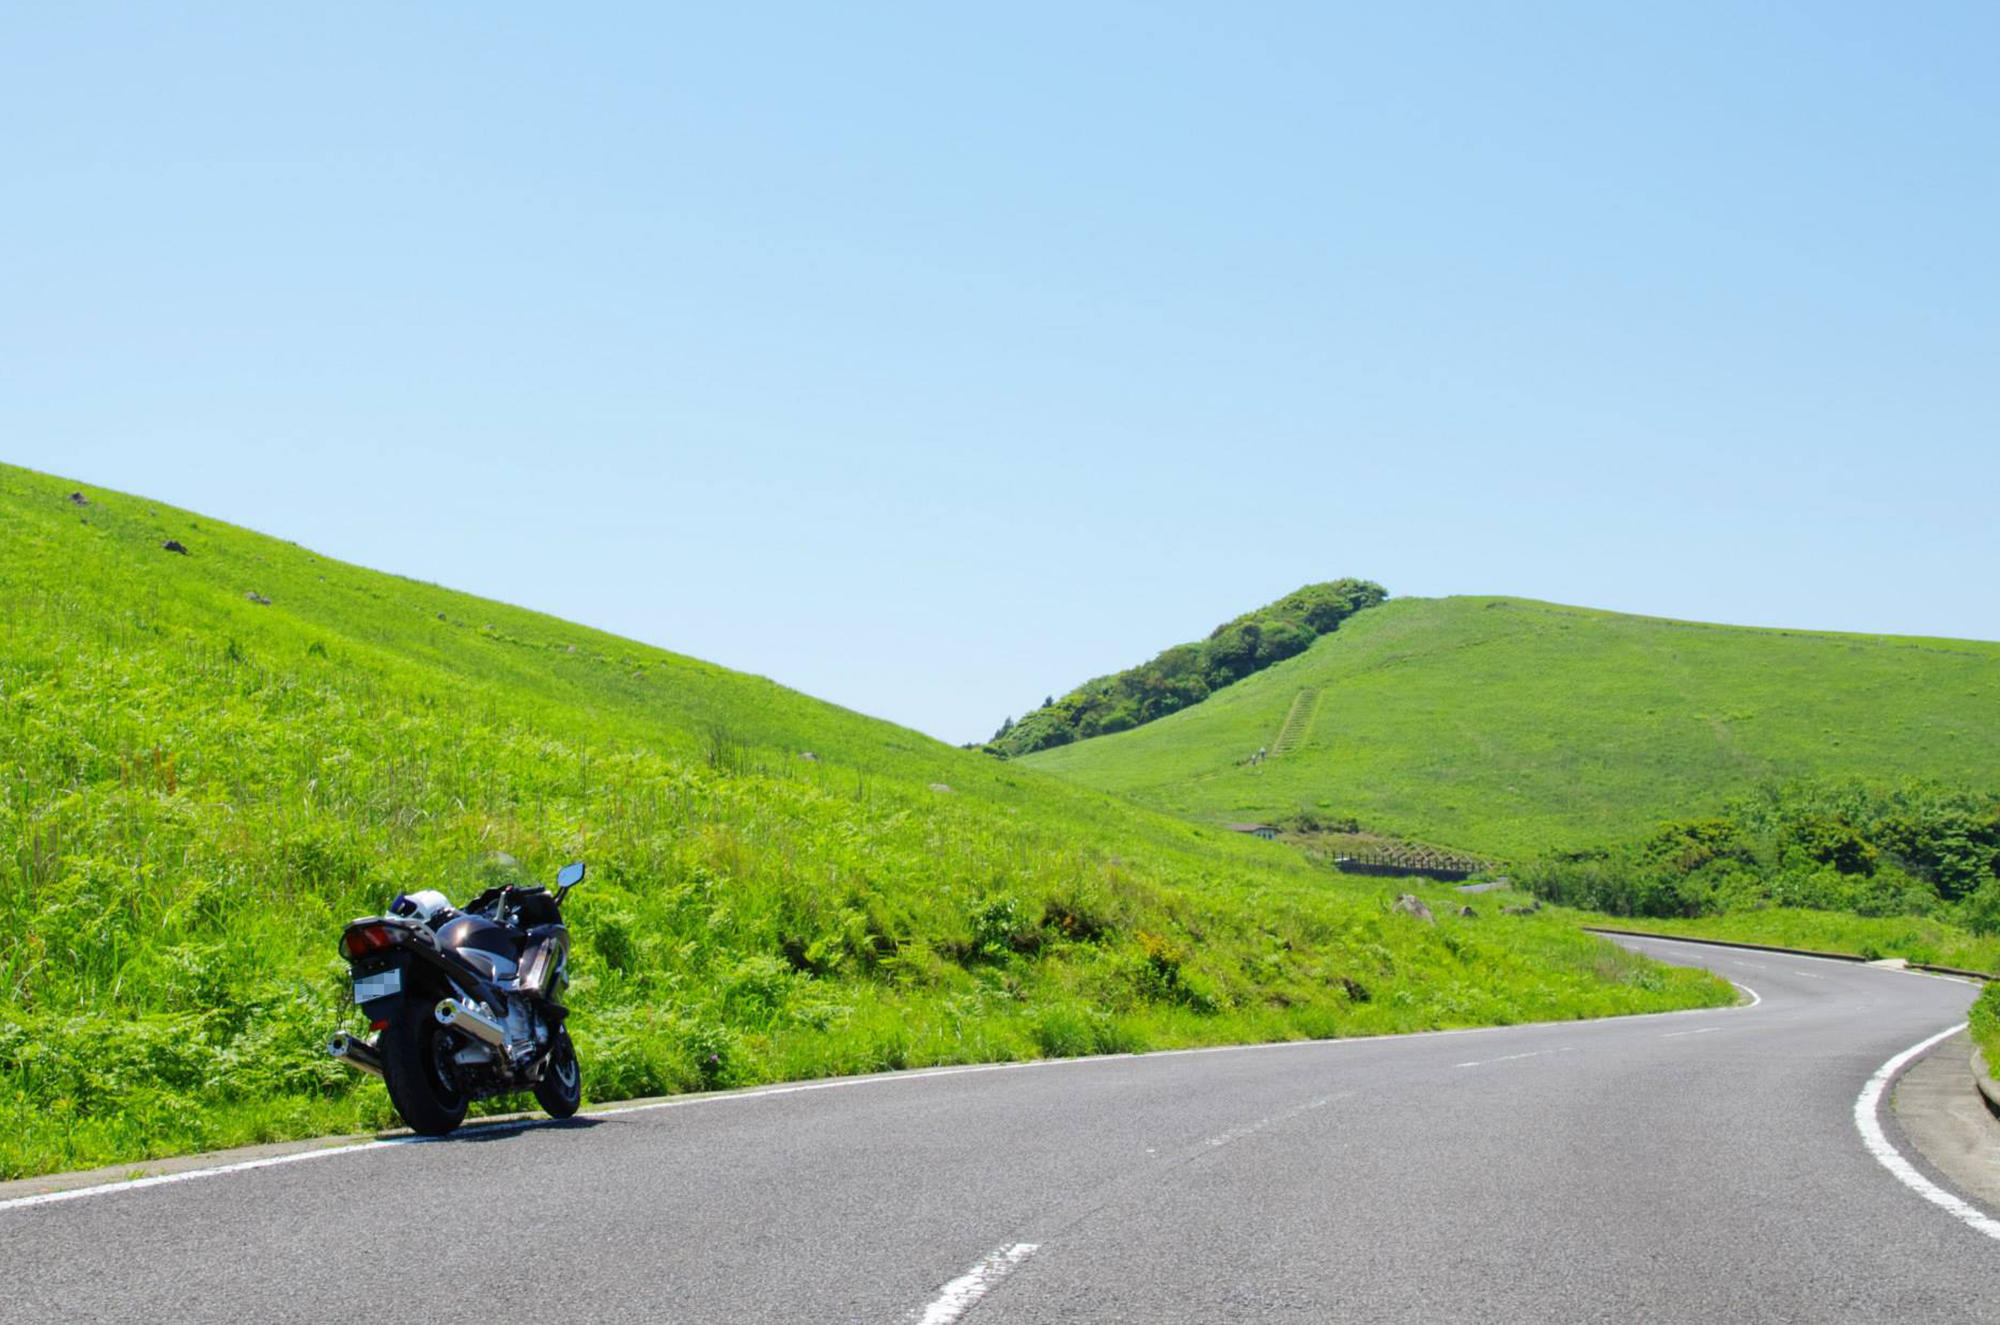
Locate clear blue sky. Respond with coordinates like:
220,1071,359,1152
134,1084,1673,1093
6,4,1995,743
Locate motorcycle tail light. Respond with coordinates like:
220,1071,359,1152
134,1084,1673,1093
340,922,397,961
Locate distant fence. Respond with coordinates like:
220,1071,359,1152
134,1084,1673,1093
1333,859,1477,883
1331,846,1491,884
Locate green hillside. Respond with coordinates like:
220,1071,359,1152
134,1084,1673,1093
988,579,1385,756
0,467,1730,1178
1021,596,2000,858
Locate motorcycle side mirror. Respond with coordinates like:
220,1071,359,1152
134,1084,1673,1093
556,861,586,891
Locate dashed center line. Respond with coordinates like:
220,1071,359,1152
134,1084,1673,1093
1201,1096,1333,1149
1663,1027,1721,1039
911,1243,1039,1324
1454,1047,1574,1069
907,1095,1341,1319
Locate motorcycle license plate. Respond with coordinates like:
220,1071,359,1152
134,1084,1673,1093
353,969,402,1004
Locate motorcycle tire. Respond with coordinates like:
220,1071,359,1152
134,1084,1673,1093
534,1025,583,1120
381,1004,469,1137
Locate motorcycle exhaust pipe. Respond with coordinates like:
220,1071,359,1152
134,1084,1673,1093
327,1032,384,1078
435,997,509,1048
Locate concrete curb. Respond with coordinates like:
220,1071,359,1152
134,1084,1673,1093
1583,926,1866,964
1582,925,1994,981
1917,963,2000,981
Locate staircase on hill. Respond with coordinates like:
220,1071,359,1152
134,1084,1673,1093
1269,687,1322,758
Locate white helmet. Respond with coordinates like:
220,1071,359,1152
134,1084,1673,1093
391,888,456,924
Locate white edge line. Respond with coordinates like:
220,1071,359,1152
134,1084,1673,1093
913,1243,1039,1325
1854,1021,2000,1242
0,1138,414,1213
2,935,1765,1216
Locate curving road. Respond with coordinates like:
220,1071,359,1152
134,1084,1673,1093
3,937,1995,1323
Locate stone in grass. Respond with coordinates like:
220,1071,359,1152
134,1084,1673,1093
1391,894,1434,924
798,751,820,762
1501,900,1542,915
245,591,271,605
929,782,953,794
68,491,91,506
161,539,189,555
1457,905,1477,918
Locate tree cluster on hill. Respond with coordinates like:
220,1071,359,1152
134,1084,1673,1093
1519,779,2000,934
986,579,1387,757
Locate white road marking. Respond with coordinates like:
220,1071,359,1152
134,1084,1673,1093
1202,1096,1332,1149
0,1117,569,1213
0,941,1769,1216
1732,982,1761,1007
1854,1021,2000,1242
1662,1027,1720,1039
911,1243,1038,1324
1455,1047,1574,1069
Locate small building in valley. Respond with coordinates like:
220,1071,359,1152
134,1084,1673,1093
1226,822,1278,840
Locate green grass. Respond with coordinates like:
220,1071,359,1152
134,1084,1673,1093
0,465,1734,1178
1022,596,2000,859
1970,984,2000,1073
1579,909,2000,974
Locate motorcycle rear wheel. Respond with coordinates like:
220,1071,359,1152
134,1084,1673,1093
534,1025,582,1120
381,1005,469,1136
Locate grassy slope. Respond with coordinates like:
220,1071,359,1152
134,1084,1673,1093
0,466,1731,1178
1023,596,2000,858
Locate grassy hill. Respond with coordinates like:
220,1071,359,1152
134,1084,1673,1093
1021,596,2000,858
987,579,1385,756
0,467,1730,1178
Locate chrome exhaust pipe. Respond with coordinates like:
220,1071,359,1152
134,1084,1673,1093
435,997,508,1048
328,1032,384,1078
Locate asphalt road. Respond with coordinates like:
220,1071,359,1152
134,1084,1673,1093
4,936,1995,1323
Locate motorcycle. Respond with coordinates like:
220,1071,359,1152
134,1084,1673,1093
327,860,589,1135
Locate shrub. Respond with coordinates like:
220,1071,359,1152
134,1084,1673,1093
1969,983,2000,1068
1519,779,2000,927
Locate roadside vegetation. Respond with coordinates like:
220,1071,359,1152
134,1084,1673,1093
987,580,1385,756
1971,983,2000,1072
0,466,1730,1179
1022,596,2000,858
1517,780,2000,973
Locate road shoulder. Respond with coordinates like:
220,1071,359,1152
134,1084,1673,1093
1892,1029,2000,1214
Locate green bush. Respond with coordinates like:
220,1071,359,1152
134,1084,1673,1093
1519,779,2000,928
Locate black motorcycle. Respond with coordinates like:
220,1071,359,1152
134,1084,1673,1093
328,861,588,1135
